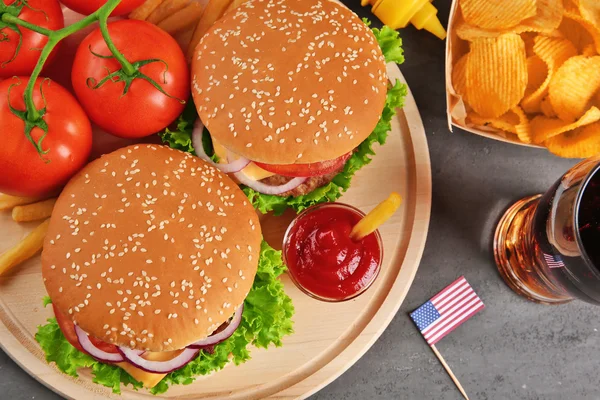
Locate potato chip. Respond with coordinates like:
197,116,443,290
452,54,469,102
563,11,600,53
455,22,501,41
559,14,593,52
579,0,600,28
522,32,538,57
541,96,558,117
530,106,600,143
519,0,565,34
467,110,520,134
466,34,528,118
512,106,532,143
583,44,597,56
549,55,600,122
459,0,537,30
563,0,580,14
456,0,564,41
525,56,548,96
545,122,600,158
521,37,577,113
466,106,531,142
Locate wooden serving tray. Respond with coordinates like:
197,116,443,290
0,62,431,399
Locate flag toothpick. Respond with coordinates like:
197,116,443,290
431,344,470,400
410,276,484,400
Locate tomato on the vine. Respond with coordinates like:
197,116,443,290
0,0,64,78
0,77,92,197
254,153,352,177
59,0,145,17
53,305,119,355
71,20,189,138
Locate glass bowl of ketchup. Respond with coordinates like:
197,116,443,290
282,203,384,302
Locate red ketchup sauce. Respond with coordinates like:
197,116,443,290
284,204,382,301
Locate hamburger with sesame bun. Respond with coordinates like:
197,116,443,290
160,0,407,215
35,144,293,394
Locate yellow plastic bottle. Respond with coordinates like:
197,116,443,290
361,0,447,40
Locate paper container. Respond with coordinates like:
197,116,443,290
444,0,543,149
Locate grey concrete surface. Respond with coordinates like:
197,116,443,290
1,1,598,399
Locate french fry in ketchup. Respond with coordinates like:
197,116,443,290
350,193,403,241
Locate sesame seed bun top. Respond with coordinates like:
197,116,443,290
192,0,388,164
41,145,261,352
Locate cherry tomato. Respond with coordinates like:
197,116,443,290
71,20,189,138
0,0,64,78
0,77,92,197
53,305,119,354
59,0,145,16
254,153,352,177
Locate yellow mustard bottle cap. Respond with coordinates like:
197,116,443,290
363,0,447,40
411,1,447,40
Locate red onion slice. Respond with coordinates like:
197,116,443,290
233,171,307,195
229,153,307,195
191,120,251,173
119,347,200,374
187,304,244,349
75,325,125,363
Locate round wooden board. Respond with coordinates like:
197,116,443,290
0,62,431,399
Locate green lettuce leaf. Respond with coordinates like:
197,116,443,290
159,21,407,215
159,101,218,162
366,20,406,64
35,318,96,377
34,241,294,395
42,295,52,307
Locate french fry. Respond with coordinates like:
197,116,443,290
0,219,50,276
187,0,233,60
224,0,247,14
147,0,191,25
12,198,57,223
158,2,205,35
0,194,45,211
129,0,166,20
350,193,403,241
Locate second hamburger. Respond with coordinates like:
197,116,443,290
162,0,407,214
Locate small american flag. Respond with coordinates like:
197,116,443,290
543,253,565,269
410,276,484,346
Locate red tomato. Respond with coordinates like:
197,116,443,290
0,0,64,78
0,77,92,197
71,20,189,138
53,305,120,354
254,153,352,177
59,0,145,16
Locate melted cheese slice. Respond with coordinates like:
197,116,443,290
212,137,275,180
116,350,182,388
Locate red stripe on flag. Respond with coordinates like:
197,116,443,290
422,292,478,336
428,303,485,345
424,296,481,340
431,276,467,303
436,284,473,314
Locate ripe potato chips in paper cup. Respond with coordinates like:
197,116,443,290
447,0,600,158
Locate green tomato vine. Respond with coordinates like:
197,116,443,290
0,0,184,158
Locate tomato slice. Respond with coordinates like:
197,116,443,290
53,305,119,354
89,334,120,354
254,152,351,177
